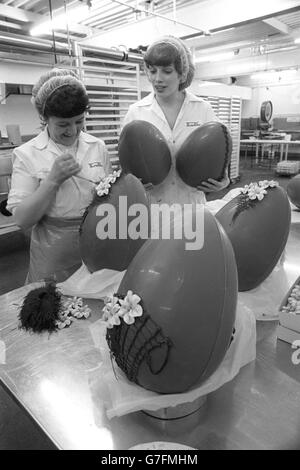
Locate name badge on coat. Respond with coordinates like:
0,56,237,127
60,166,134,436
186,121,201,127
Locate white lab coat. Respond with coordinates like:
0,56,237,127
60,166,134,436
7,129,111,282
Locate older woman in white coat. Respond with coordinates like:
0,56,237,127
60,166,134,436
7,69,111,283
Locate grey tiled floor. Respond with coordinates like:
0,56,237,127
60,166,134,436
0,156,296,449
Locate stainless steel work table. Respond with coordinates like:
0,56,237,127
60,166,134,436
0,218,300,450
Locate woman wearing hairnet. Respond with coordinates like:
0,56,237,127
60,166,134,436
7,69,111,283
122,36,230,206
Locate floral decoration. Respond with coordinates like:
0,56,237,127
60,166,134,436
55,296,91,329
233,180,279,222
95,169,122,197
102,290,143,329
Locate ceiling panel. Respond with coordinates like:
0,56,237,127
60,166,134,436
0,0,300,78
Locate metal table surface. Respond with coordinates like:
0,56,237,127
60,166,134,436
240,139,300,163
0,217,300,450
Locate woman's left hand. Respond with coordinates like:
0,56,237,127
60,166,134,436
197,173,230,193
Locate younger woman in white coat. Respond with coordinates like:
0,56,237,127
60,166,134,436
123,36,230,206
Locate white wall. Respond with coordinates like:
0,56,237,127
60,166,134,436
241,82,300,118
0,61,50,85
0,94,41,138
0,60,51,138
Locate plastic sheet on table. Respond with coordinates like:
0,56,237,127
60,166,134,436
89,299,256,419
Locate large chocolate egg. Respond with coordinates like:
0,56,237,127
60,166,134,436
108,208,237,394
118,120,171,185
287,174,300,209
216,185,291,292
80,173,149,272
176,121,232,187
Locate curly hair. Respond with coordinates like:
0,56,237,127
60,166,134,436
32,68,89,120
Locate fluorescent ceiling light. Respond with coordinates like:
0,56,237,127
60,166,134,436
210,27,235,35
194,51,235,64
294,37,300,44
31,4,89,36
250,69,297,80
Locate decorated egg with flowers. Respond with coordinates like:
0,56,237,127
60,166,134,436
176,121,232,187
287,174,300,209
103,207,237,394
118,120,172,185
79,170,149,272
216,181,291,292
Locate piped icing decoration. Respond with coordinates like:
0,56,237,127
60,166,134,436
95,169,122,197
103,290,172,384
233,180,279,222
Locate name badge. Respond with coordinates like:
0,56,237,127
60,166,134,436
186,121,201,127
89,162,103,168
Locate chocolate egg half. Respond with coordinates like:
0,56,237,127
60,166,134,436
176,121,232,187
119,120,172,185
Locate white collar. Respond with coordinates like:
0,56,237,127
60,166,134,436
32,127,99,150
135,90,205,107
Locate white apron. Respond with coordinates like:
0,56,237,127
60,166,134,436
26,215,83,283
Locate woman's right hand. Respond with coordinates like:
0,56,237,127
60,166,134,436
47,153,82,186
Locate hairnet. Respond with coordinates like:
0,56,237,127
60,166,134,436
32,68,87,118
144,35,195,90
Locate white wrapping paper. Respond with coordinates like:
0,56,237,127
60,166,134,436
90,299,256,419
58,263,125,299
0,340,6,364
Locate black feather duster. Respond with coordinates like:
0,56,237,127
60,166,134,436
19,282,62,333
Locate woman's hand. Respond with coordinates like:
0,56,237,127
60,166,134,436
47,153,82,186
197,172,230,193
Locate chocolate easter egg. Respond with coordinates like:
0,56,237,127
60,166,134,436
287,174,300,209
107,207,237,394
216,184,291,292
80,173,149,272
176,121,232,187
118,120,171,185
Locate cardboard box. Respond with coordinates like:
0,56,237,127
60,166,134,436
278,276,300,333
277,325,300,344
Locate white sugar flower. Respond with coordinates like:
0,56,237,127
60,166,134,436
248,185,267,201
96,180,111,197
119,290,143,325
95,170,122,197
258,180,279,189
258,180,270,189
102,296,122,328
106,169,122,185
